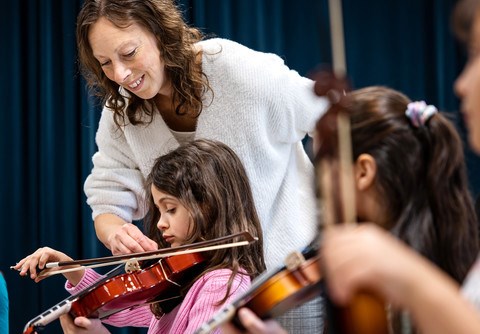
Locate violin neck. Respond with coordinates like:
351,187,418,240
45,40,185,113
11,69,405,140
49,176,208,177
23,298,74,333
22,264,125,333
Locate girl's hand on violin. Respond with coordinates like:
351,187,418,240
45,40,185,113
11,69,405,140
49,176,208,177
59,314,110,334
13,247,73,282
321,224,423,308
220,308,288,334
107,223,158,255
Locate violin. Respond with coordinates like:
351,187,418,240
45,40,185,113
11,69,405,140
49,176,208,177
20,231,256,334
23,252,205,334
195,243,323,334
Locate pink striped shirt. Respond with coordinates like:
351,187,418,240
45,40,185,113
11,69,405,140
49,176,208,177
66,268,251,333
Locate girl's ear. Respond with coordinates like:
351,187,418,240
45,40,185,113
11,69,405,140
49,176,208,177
354,153,377,191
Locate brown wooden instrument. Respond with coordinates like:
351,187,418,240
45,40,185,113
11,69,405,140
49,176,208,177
195,243,323,334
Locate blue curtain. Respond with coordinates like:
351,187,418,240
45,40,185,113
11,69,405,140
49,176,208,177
1,0,475,333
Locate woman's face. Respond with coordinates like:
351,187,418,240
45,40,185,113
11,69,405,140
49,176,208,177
89,17,171,99
151,185,193,248
455,11,480,153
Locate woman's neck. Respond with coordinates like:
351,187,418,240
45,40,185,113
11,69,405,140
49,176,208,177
154,94,197,132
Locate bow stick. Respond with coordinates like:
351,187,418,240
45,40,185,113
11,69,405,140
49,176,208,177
12,231,256,278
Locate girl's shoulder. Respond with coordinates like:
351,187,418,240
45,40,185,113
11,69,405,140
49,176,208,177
193,269,250,290
198,268,241,281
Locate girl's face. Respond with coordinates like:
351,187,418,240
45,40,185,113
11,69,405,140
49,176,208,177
88,17,171,99
455,10,480,154
151,185,193,248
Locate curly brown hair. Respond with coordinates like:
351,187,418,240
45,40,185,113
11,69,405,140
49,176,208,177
76,0,211,128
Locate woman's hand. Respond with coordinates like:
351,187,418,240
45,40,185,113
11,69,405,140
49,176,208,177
220,308,288,334
59,314,110,334
13,247,74,282
95,214,158,255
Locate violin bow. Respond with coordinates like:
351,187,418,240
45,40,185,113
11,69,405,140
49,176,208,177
329,0,356,224
36,231,257,278
328,0,346,78
316,0,356,227
315,3,391,333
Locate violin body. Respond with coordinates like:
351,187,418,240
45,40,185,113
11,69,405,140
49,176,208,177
23,252,205,333
242,254,322,320
195,246,322,333
324,290,390,334
70,252,205,318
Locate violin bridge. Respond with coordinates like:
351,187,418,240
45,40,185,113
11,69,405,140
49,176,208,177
284,251,306,271
124,258,141,273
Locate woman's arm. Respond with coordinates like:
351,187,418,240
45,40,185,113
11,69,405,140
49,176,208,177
94,213,157,255
85,107,157,255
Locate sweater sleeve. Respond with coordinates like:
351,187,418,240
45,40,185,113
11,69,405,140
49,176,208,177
202,38,329,143
83,105,147,222
251,51,329,142
175,270,251,334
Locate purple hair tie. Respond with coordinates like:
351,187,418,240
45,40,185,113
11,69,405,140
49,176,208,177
405,101,438,128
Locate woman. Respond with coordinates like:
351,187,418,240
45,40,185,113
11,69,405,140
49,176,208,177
76,0,327,330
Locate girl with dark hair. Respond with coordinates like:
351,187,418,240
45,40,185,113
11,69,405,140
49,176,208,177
223,1,480,332
222,85,480,333
347,86,478,285
14,139,265,333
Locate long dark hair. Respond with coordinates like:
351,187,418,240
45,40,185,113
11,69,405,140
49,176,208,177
348,86,479,283
144,139,266,315
76,0,211,127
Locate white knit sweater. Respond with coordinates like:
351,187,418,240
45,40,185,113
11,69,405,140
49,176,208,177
84,38,328,269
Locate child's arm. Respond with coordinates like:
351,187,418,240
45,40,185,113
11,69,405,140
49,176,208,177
322,224,480,334
13,247,85,285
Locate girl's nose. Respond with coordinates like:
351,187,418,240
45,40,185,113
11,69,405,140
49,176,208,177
157,216,168,231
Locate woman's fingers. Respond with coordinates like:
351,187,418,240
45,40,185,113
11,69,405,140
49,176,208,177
108,223,157,254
